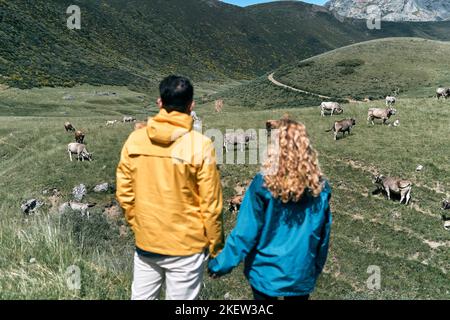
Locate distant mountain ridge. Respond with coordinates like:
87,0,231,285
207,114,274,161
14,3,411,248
1,0,450,89
325,0,450,22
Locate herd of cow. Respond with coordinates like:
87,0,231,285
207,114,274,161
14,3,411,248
264,96,409,206
319,97,397,141
64,116,144,162
62,91,449,229
263,91,449,230
64,122,93,162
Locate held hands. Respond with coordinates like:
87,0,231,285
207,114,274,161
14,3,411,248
208,269,221,279
207,256,222,279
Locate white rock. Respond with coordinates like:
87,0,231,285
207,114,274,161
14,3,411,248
326,0,450,22
72,184,87,201
93,183,109,193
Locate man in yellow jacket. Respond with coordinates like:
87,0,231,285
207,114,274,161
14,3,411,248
116,75,223,300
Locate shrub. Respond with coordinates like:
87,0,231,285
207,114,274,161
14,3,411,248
297,61,315,68
340,67,355,75
336,59,365,68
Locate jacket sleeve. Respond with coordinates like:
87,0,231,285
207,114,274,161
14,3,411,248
197,140,224,258
315,190,333,275
208,175,265,276
116,143,136,229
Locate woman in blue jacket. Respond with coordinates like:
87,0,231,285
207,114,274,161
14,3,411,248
208,118,332,300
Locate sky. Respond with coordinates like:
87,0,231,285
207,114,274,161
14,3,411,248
221,0,328,7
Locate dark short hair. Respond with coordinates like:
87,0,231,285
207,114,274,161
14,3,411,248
159,75,194,113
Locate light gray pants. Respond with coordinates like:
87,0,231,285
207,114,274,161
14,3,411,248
131,251,207,300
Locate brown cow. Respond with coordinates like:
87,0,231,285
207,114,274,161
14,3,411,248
75,130,85,144
326,118,356,140
64,122,76,132
367,107,397,125
372,175,412,205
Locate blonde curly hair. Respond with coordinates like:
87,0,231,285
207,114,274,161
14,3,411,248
262,118,323,203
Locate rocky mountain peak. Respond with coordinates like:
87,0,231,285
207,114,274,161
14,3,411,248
325,0,450,22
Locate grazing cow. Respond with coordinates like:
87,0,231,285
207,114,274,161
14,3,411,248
223,131,257,152
385,96,396,106
68,201,96,218
436,88,450,100
67,143,93,162
106,120,118,126
64,122,76,132
442,199,450,211
74,130,85,144
372,175,412,205
326,118,356,141
320,102,343,117
123,116,136,123
367,107,397,125
134,122,146,130
215,99,224,113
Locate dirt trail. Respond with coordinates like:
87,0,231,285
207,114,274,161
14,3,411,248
268,73,359,103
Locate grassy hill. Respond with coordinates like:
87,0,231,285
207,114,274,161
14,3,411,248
0,80,449,299
1,2,450,300
2,1,450,89
273,38,450,100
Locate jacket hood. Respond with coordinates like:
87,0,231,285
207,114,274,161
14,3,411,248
147,109,193,145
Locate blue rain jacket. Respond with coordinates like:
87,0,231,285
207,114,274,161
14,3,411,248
208,173,332,297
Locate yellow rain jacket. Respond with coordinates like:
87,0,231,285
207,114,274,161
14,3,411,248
116,109,224,257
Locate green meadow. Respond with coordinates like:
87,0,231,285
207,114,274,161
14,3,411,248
1,62,449,299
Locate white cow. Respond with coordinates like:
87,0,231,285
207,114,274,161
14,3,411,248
320,102,343,117
123,116,136,123
385,96,396,106
67,143,93,162
106,120,118,126
436,88,450,100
